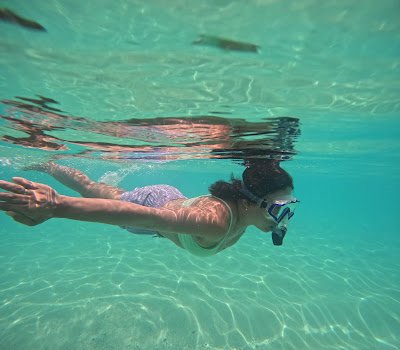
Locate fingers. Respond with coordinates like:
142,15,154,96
12,177,37,190
0,177,39,195
0,180,29,194
6,211,38,226
0,179,31,210
0,202,21,212
0,192,29,204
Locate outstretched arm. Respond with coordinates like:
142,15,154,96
0,178,228,238
29,162,124,199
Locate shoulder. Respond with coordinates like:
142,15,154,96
159,195,232,237
185,196,233,227
178,195,231,214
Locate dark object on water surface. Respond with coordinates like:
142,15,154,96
0,8,46,32
193,34,259,53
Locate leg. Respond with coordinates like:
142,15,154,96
32,162,124,199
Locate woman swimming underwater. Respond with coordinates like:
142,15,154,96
0,160,299,257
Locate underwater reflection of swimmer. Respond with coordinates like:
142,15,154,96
1,96,300,161
0,160,299,257
1,115,67,151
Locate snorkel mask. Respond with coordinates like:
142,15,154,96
240,184,299,246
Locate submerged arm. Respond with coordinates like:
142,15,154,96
0,177,228,237
29,162,124,199
55,196,227,237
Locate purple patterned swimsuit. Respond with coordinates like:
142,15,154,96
120,185,187,236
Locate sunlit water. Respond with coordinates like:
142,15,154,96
0,0,399,349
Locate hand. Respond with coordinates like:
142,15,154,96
23,161,54,173
0,177,59,226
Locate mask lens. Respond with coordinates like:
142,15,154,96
267,200,298,223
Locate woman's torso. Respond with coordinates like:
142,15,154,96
160,196,245,250
119,185,246,252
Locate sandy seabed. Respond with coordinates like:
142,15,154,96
0,221,399,350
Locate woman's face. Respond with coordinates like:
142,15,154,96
250,187,294,232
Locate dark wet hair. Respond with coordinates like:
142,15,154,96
208,160,293,203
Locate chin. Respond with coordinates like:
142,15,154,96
258,225,273,233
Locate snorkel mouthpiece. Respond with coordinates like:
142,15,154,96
272,225,287,246
271,212,290,246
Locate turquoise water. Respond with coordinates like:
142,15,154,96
1,0,399,349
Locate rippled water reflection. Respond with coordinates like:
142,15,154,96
1,96,300,163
